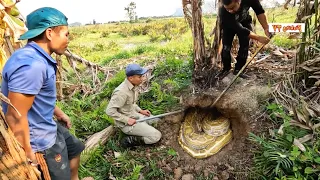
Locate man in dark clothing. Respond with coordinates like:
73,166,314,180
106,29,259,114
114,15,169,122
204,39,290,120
216,0,270,79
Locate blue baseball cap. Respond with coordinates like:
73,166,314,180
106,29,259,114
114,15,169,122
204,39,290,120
125,64,148,77
19,7,68,40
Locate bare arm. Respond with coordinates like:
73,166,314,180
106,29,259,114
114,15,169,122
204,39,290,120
54,106,64,118
54,106,72,129
257,13,269,33
6,91,34,156
251,0,269,36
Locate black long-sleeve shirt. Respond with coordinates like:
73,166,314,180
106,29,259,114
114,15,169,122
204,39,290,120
219,0,265,37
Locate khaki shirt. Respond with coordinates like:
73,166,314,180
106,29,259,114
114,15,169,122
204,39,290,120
106,79,143,127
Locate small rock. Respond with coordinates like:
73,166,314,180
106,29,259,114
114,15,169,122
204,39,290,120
165,141,171,146
162,165,172,173
195,165,201,172
113,151,121,158
157,161,162,167
225,163,235,171
220,170,230,180
161,159,167,166
174,167,183,180
182,174,194,180
157,145,166,150
138,173,144,180
170,161,179,169
213,176,219,180
203,169,209,177
176,154,181,161
183,165,191,171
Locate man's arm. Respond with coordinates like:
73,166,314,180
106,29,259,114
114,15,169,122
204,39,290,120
257,13,269,31
220,7,269,43
133,104,142,113
54,106,72,128
251,0,269,36
4,58,46,163
6,92,35,160
106,91,130,124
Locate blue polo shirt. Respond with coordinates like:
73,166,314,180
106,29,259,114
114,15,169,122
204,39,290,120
1,42,58,152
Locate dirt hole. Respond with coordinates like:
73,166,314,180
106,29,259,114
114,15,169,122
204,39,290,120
157,86,271,177
159,104,249,162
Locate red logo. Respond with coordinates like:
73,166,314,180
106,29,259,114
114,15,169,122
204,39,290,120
55,154,62,162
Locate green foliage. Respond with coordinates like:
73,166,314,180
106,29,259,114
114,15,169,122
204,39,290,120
167,148,177,156
93,43,105,51
99,71,126,99
250,102,320,179
139,56,192,114
106,41,120,51
62,8,304,179
79,146,111,180
79,134,173,179
132,45,156,55
101,31,110,38
266,103,291,124
57,97,111,139
102,50,133,65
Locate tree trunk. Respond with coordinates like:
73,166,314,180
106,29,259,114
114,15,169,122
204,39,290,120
192,0,206,72
0,105,40,180
209,0,222,68
191,0,218,88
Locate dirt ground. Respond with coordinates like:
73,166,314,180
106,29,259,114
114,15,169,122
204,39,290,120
154,55,293,179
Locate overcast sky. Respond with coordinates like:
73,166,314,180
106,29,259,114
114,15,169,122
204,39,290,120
16,0,288,24
16,0,182,24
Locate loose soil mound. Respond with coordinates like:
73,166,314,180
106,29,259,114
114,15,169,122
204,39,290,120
158,78,272,179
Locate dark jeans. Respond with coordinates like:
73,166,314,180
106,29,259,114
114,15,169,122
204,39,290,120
221,22,252,71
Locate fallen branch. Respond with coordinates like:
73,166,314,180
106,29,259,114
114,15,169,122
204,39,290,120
81,125,115,163
64,49,114,73
84,125,115,151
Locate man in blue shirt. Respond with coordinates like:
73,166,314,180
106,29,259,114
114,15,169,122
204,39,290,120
1,7,84,180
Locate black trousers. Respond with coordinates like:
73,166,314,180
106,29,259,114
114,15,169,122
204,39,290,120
221,22,252,71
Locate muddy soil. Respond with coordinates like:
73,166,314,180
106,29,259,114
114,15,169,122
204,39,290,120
155,58,292,179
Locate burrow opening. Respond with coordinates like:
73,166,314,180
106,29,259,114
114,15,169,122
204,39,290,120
157,92,258,174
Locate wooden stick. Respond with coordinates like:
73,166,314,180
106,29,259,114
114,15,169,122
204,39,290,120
64,49,114,72
4,28,14,55
136,110,184,122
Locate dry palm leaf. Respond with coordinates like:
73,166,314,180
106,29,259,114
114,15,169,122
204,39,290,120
0,92,20,116
301,15,313,22
272,49,284,57
288,33,302,39
298,134,313,143
293,138,306,151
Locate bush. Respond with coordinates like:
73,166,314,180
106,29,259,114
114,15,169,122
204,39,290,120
101,31,110,38
250,103,320,179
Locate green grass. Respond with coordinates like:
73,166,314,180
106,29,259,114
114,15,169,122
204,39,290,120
56,6,304,179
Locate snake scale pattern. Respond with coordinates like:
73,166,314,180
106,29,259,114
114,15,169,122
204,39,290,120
178,108,232,159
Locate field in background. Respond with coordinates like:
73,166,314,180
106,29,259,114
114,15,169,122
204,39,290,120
58,6,304,179
67,6,298,66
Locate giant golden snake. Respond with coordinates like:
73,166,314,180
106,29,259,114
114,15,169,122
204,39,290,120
178,108,232,159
